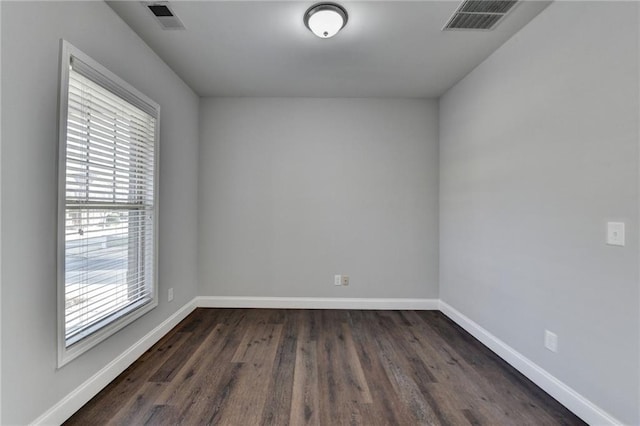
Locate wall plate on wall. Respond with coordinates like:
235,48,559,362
606,222,625,246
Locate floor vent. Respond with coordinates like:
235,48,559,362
144,2,185,30
443,0,518,31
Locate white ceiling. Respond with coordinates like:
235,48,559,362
107,1,550,98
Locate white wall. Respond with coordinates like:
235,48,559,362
0,3,3,422
199,98,439,299
1,2,199,424
439,2,639,424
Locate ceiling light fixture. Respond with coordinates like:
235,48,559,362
304,3,348,39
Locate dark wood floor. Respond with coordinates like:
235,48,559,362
66,309,585,426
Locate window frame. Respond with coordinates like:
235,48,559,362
57,40,160,367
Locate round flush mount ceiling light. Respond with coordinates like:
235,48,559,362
304,3,348,39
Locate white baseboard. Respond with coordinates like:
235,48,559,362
196,296,440,310
438,301,622,426
31,298,198,426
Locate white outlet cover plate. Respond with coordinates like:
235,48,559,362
606,222,625,246
544,330,558,352
334,275,342,286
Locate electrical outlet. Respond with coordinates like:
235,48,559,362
544,330,558,352
334,275,342,286
341,275,349,286
607,222,625,246
168,287,174,302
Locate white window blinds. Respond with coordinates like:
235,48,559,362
59,44,159,360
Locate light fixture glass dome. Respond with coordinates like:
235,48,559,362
304,3,348,39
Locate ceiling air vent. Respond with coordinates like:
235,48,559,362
144,2,185,30
443,0,518,31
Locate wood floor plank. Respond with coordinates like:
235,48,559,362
146,308,222,384
141,404,177,426
348,310,420,426
153,323,225,405
316,310,375,425
231,323,283,364
197,312,285,425
290,335,320,425
260,310,298,426
158,311,250,420
365,311,442,425
107,382,168,426
339,322,373,402
65,309,586,426
205,360,274,425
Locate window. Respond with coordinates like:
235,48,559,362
57,41,160,366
